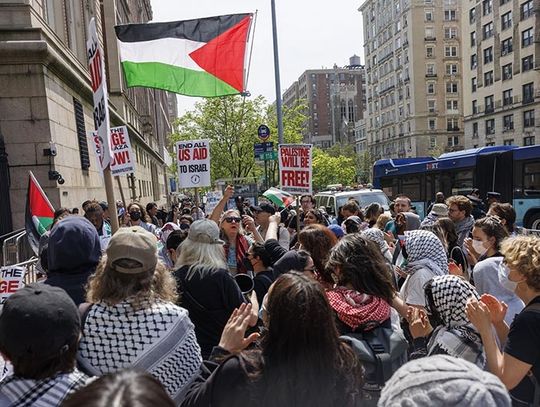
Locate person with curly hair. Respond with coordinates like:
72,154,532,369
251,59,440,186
298,224,338,288
77,227,202,405
123,202,157,234
467,235,540,406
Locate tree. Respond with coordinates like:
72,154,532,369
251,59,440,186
170,95,267,183
311,148,356,191
357,150,374,184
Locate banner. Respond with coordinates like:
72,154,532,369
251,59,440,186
176,139,211,188
278,144,313,195
87,17,113,170
89,126,135,176
0,266,26,305
204,190,223,214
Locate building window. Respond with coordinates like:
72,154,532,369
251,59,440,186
502,63,513,80
522,28,534,47
445,27,458,39
444,10,457,21
523,82,534,104
472,99,478,114
522,55,534,71
503,89,513,106
485,95,494,113
524,109,535,127
473,122,479,137
472,77,477,92
73,98,91,170
427,82,435,94
469,7,476,24
445,46,458,57
428,118,436,130
501,37,513,55
484,70,494,86
503,139,514,145
503,114,514,130
425,10,434,21
448,136,459,147
447,118,459,131
524,136,536,146
485,118,495,134
470,31,476,46
521,0,533,20
426,63,436,75
425,27,435,39
446,64,458,75
447,100,458,111
426,47,434,58
501,11,512,30
483,47,493,64
428,99,436,113
446,82,458,93
483,22,494,39
483,0,492,15
471,54,478,69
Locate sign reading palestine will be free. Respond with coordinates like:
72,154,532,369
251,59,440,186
279,144,313,195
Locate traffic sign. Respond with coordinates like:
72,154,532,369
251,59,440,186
258,124,271,141
254,142,274,159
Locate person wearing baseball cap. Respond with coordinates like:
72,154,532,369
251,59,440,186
251,203,290,250
0,284,89,405
77,227,202,404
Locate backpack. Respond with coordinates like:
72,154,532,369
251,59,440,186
341,323,409,406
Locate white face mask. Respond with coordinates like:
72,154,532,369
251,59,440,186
472,239,488,256
498,262,517,292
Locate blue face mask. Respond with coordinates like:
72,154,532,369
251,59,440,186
498,262,517,292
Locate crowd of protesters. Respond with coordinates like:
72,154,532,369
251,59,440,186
0,186,539,407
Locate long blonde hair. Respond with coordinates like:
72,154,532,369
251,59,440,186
86,257,178,309
176,237,227,270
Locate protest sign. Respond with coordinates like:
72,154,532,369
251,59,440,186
87,17,113,170
176,139,211,188
204,190,223,214
278,144,313,195
89,126,135,176
0,266,26,305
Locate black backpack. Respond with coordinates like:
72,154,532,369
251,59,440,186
341,322,408,406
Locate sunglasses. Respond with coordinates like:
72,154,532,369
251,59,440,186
223,217,242,224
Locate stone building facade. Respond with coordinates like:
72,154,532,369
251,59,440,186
0,0,176,233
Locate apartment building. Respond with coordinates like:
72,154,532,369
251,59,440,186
282,57,366,148
360,0,465,160
0,0,176,232
462,0,540,148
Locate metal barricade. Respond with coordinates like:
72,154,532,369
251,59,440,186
516,227,540,237
15,257,41,284
2,229,26,266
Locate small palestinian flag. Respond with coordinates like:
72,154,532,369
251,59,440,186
25,171,54,254
114,13,253,97
263,187,295,208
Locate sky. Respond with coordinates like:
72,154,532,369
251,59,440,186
151,0,365,116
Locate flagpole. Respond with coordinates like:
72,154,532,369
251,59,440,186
270,0,284,145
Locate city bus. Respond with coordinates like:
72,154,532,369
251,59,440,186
372,145,540,228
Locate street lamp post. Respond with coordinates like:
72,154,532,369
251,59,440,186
270,0,284,145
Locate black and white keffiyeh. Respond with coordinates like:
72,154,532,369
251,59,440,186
361,228,392,263
404,230,448,275
427,275,485,368
78,299,202,404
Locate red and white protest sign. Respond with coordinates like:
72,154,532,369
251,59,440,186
0,266,26,305
176,139,211,188
89,126,135,176
279,144,313,195
87,17,113,170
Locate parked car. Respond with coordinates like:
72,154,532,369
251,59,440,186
314,189,391,217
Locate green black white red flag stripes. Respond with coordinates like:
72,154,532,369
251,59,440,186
114,13,253,97
25,171,54,254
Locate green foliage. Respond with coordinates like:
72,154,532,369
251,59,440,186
170,95,266,182
357,150,374,184
312,148,357,191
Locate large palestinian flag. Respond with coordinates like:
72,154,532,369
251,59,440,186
114,13,253,97
25,171,54,254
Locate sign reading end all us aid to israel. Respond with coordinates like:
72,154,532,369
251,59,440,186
176,139,211,188
278,144,313,195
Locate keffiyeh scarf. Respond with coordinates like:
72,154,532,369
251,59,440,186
326,286,391,331
361,228,393,264
428,275,485,367
403,230,448,276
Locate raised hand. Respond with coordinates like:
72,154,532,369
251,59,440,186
480,294,508,325
218,303,259,354
465,298,492,335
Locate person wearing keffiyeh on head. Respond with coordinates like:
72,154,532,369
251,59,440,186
407,275,486,368
361,227,393,265
399,230,449,307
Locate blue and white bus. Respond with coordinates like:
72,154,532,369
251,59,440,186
372,145,540,228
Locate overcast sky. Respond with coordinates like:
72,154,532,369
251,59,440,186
151,0,365,115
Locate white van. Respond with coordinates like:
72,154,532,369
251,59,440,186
314,189,391,217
